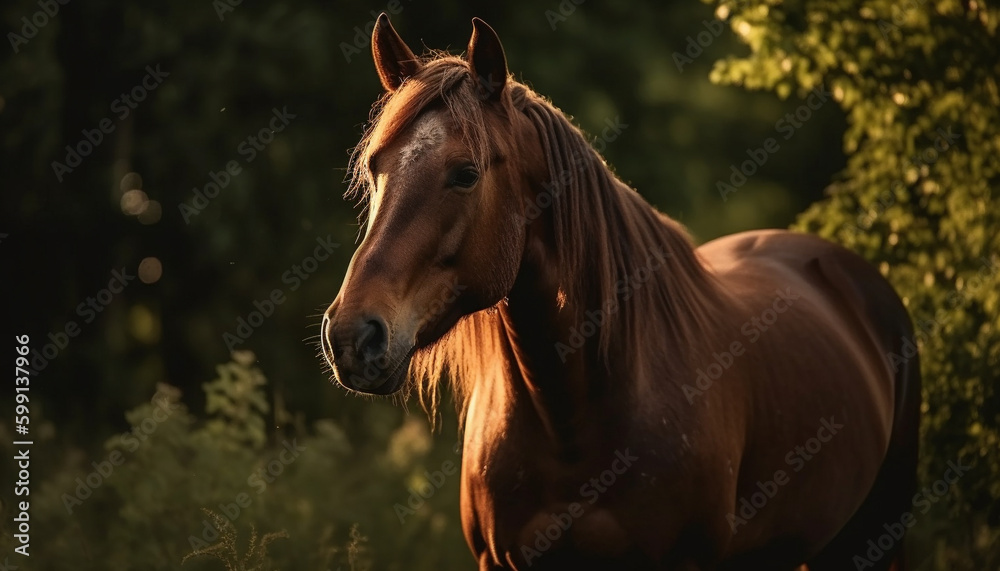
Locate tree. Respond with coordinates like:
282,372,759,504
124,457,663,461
708,0,999,567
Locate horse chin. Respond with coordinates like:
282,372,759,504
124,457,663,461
363,363,410,396
334,346,414,396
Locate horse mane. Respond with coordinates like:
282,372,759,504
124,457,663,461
347,54,723,426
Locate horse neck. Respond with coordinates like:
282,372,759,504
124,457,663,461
495,172,716,458
471,92,721,456
497,244,591,459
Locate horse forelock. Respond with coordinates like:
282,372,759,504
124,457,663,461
348,55,506,208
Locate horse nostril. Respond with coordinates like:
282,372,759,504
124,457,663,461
356,317,388,363
321,315,338,360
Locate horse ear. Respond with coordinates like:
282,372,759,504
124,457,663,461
371,13,422,92
467,17,508,101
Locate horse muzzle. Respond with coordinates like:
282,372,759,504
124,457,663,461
322,305,413,395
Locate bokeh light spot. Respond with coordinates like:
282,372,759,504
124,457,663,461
138,257,162,284
128,304,160,344
121,189,149,215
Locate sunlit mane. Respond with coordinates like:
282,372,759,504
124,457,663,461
347,54,723,426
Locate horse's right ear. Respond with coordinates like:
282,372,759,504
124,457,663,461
371,13,422,92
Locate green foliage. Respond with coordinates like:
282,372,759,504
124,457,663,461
182,509,289,571
0,354,467,570
709,0,1000,567
203,351,271,450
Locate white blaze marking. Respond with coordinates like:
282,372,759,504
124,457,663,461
399,111,446,164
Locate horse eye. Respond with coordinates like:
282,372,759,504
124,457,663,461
449,166,480,189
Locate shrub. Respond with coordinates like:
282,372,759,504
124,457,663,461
0,351,469,570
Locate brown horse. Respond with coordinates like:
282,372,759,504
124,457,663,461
321,14,920,571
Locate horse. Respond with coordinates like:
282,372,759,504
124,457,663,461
320,14,920,571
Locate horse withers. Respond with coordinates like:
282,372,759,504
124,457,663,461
320,14,920,571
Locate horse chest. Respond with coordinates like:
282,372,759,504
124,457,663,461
460,410,710,568
460,444,641,567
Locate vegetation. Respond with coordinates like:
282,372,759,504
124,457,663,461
0,353,466,569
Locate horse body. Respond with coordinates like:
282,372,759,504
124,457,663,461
459,225,915,570
321,14,919,570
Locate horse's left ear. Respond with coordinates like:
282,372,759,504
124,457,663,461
467,17,508,101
